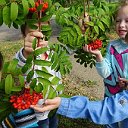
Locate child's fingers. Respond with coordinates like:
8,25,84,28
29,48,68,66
24,41,33,53
45,97,61,106
83,44,88,52
30,104,56,112
38,41,48,47
29,31,44,38
118,77,128,82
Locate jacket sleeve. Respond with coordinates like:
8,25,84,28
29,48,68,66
57,90,128,124
95,43,113,78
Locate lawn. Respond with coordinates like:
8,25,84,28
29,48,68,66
0,39,104,128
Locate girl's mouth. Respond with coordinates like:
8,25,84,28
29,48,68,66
119,30,127,36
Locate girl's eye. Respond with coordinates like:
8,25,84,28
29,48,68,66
116,20,120,23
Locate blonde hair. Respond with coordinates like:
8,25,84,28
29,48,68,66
114,0,128,18
119,0,128,6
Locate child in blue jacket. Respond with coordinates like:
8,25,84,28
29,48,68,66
82,1,128,127
30,90,128,127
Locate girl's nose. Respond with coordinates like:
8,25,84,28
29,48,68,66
119,20,126,28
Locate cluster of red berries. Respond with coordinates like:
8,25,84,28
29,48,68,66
29,1,48,13
88,39,102,50
10,88,43,110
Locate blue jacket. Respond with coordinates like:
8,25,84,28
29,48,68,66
57,90,128,125
96,39,128,97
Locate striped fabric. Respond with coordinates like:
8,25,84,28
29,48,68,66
2,114,16,128
2,109,38,128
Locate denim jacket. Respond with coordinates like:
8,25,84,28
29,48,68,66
57,90,128,125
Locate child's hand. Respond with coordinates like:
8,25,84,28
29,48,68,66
118,77,128,89
83,44,103,62
30,97,61,112
23,31,48,58
83,44,101,56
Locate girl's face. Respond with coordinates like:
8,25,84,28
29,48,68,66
115,5,128,39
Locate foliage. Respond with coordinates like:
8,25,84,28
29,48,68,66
0,40,106,128
54,0,118,68
0,59,23,121
0,0,72,122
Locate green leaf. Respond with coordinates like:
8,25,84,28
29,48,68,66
32,38,37,50
13,68,22,76
26,54,33,64
26,19,38,24
5,74,13,94
34,47,48,56
97,21,105,31
22,63,32,74
73,24,82,35
85,21,94,27
7,59,18,73
30,78,37,89
94,26,99,34
51,77,60,85
28,0,35,7
38,77,51,85
26,70,34,83
10,2,18,21
0,80,4,90
42,67,48,73
101,17,110,28
22,0,29,16
19,75,24,87
56,84,64,92
51,52,59,70
35,70,53,79
3,6,11,25
28,24,38,30
42,82,49,98
34,83,43,93
0,0,6,5
41,25,52,31
47,86,56,99
37,4,43,11
34,60,51,67
60,64,66,75
13,22,19,29
2,62,9,73
11,86,22,92
0,102,10,113
40,14,52,22
0,9,3,26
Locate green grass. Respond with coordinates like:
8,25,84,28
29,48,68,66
0,39,104,128
0,40,23,61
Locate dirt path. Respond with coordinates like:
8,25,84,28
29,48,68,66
0,21,104,99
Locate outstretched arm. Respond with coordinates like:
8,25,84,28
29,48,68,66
31,90,128,124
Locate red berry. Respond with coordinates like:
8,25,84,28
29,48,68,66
10,88,43,110
35,2,39,8
88,39,102,50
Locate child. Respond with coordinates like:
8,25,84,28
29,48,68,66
30,90,128,126
82,0,128,127
14,25,61,128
